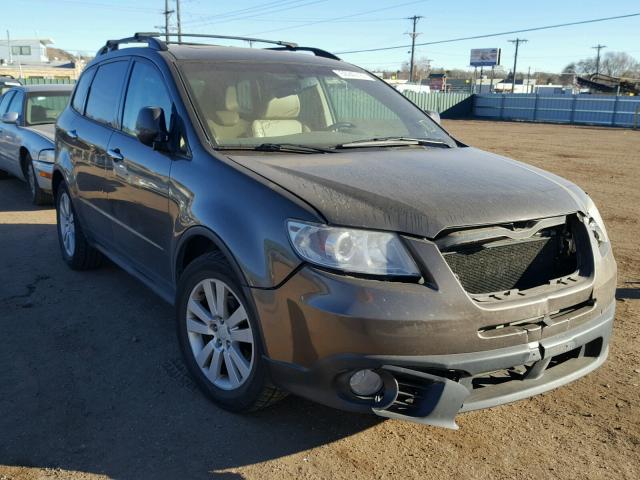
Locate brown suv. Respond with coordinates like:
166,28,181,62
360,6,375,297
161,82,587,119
53,33,616,428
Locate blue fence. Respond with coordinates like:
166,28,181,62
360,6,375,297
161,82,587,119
474,94,640,128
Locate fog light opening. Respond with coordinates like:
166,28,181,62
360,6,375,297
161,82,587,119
349,369,383,397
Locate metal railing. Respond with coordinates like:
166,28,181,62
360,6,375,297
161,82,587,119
21,77,76,85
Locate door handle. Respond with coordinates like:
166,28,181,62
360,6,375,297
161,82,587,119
107,148,124,162
68,129,78,140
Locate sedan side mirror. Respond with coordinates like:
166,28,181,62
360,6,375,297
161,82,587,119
1,111,19,124
425,110,441,125
135,107,169,149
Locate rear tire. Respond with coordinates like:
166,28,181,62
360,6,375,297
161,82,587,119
26,157,51,205
55,183,102,270
176,251,286,412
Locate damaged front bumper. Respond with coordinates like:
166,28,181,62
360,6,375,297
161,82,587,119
266,301,614,429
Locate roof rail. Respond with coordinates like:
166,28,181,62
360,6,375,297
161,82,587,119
96,32,340,61
137,32,298,49
267,46,340,61
96,33,168,56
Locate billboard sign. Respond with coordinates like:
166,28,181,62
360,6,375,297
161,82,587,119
470,48,501,67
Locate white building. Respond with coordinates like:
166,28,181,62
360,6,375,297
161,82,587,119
0,38,52,65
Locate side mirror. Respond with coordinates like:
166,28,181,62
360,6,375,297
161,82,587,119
425,110,441,125
1,112,19,124
135,107,168,149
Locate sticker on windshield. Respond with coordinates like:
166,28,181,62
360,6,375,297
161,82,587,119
333,70,375,81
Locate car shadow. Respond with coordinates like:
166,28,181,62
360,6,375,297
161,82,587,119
0,223,381,479
0,177,54,212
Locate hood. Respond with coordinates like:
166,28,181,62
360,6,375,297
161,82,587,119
23,124,55,143
229,147,585,238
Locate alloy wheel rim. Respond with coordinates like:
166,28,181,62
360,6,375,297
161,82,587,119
58,192,76,256
186,278,254,390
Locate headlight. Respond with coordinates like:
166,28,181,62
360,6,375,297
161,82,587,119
287,220,420,277
37,149,55,163
585,197,609,245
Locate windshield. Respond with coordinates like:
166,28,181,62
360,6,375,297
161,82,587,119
25,92,70,125
179,60,456,149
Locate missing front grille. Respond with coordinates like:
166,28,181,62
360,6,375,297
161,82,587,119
441,220,579,294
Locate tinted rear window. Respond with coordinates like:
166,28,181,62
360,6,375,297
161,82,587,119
72,67,96,113
85,61,128,127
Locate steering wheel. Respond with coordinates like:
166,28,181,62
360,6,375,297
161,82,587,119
322,122,356,132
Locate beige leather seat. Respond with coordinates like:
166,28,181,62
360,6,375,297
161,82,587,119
206,86,249,141
252,95,304,138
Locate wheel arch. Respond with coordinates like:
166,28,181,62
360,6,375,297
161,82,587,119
19,146,30,178
174,225,273,358
174,225,249,289
51,169,65,199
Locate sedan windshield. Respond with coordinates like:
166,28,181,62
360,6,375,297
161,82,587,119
179,60,456,150
25,92,70,126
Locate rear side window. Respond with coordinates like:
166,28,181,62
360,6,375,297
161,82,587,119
85,60,129,127
0,91,15,115
72,67,96,113
121,61,173,136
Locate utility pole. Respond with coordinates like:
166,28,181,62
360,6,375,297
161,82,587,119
6,30,12,64
592,44,606,76
508,38,527,93
406,15,423,83
176,0,182,43
526,66,531,93
489,66,495,94
163,0,174,42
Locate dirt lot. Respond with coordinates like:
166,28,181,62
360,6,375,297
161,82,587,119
0,120,638,480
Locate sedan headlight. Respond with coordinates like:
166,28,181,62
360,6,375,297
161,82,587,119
585,197,609,245
37,149,55,163
287,220,420,277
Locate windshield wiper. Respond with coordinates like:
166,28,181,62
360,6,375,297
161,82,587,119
217,143,336,154
336,137,452,149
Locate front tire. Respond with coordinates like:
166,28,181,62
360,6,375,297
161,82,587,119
56,183,102,270
176,252,286,412
26,157,51,205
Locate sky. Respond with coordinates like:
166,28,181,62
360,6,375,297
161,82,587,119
2,0,639,73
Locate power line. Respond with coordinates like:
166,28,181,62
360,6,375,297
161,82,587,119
181,0,322,27
336,12,640,55
244,0,428,35
22,0,160,13
593,44,607,75
508,38,527,93
406,15,423,83
188,16,406,24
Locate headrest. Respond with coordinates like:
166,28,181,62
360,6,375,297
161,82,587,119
214,110,240,126
224,86,239,112
263,95,300,119
210,86,240,126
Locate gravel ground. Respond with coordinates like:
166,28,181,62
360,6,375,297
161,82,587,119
0,120,638,480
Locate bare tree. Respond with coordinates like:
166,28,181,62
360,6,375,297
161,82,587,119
565,52,639,78
399,56,432,82
600,52,640,77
